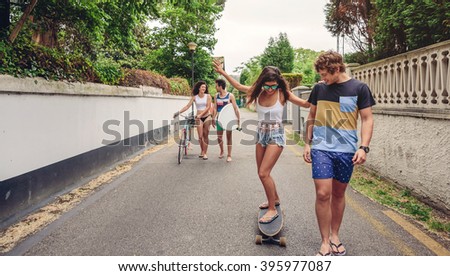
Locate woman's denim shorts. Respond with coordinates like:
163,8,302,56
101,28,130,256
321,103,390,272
256,122,285,148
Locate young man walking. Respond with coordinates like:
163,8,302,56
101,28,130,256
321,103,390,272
213,79,240,162
303,51,375,256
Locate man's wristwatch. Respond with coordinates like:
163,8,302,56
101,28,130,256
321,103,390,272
359,146,370,153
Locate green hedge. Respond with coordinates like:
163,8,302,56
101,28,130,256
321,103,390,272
119,69,169,93
0,41,190,94
93,57,124,85
0,40,97,82
169,78,191,96
282,73,303,89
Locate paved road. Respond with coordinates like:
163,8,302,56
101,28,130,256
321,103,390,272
7,109,448,256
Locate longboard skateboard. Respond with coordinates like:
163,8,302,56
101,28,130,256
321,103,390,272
255,204,286,246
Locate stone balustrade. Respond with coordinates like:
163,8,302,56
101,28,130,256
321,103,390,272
350,40,450,119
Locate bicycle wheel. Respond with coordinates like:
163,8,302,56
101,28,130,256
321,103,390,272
184,128,188,156
177,138,184,164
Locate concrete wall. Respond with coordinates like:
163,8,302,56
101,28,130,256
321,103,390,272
0,75,190,227
367,114,450,213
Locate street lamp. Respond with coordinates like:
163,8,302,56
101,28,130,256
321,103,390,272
187,42,197,116
187,42,197,88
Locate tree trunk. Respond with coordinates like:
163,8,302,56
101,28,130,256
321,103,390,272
8,0,38,43
32,25,58,48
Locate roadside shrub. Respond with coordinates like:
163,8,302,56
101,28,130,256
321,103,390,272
168,78,190,96
282,73,303,89
93,57,124,85
0,40,97,82
119,69,170,93
344,51,371,65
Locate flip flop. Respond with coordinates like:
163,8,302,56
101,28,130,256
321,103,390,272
316,251,331,256
226,156,232,162
258,213,279,224
198,155,204,158
259,201,280,209
330,242,346,256
202,156,208,160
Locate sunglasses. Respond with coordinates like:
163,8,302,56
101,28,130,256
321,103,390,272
262,85,279,90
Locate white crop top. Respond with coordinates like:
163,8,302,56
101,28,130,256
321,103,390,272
256,91,284,123
194,94,208,110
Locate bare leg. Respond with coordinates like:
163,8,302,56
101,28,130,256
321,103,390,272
255,145,280,209
256,144,283,222
196,120,204,156
217,130,224,158
314,178,333,255
330,179,348,254
226,130,232,161
202,119,211,158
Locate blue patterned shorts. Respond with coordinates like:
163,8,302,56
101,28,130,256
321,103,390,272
311,149,354,183
256,123,285,148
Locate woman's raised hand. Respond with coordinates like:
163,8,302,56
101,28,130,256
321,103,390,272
213,59,225,75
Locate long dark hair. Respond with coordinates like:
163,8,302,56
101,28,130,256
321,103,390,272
192,80,209,96
246,66,290,106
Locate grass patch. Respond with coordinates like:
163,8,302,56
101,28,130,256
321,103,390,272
286,130,305,147
350,167,449,236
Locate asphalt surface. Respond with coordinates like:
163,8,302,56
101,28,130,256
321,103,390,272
7,109,447,256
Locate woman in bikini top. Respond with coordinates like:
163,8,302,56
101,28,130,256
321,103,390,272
174,80,213,160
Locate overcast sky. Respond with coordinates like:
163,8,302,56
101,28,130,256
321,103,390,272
212,0,338,72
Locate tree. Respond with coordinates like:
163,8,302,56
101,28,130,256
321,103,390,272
374,0,450,59
292,48,321,86
5,0,203,45
259,32,294,73
324,0,375,61
239,56,262,87
325,0,450,62
142,0,225,85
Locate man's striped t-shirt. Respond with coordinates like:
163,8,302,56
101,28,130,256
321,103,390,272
307,79,376,153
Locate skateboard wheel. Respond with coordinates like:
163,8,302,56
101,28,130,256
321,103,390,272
255,235,262,245
280,237,286,247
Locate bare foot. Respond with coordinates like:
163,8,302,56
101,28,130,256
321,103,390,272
330,239,346,256
316,242,332,256
258,201,280,209
258,209,278,223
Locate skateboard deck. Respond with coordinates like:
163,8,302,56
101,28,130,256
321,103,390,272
256,205,286,246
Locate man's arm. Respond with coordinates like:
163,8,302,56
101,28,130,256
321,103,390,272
303,104,316,163
352,107,374,165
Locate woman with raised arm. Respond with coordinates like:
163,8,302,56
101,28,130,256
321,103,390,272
213,60,310,223
173,80,213,160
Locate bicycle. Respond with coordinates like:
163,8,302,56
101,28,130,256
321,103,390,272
173,112,195,164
